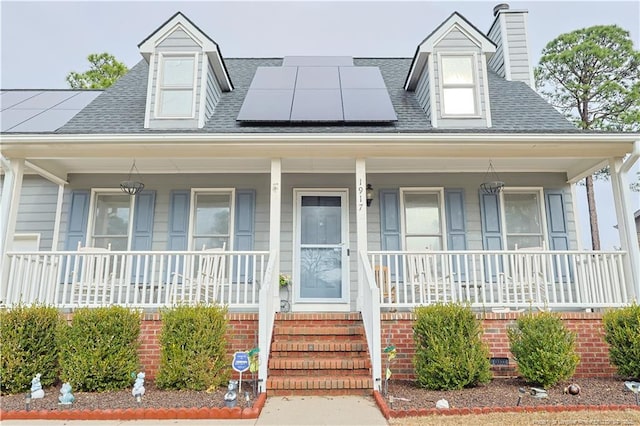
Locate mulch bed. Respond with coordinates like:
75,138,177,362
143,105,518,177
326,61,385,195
383,376,639,411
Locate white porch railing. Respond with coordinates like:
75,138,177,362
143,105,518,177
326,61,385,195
258,251,278,394
359,251,382,392
368,250,630,310
3,250,269,309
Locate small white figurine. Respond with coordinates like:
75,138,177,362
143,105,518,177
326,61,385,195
132,372,145,402
58,382,75,405
30,374,44,399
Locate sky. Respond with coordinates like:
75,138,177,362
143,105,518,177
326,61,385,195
1,0,639,249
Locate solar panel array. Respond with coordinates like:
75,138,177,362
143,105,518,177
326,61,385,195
237,57,397,123
1,90,102,132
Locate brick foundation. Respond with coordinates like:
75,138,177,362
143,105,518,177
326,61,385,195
83,310,614,381
380,311,616,381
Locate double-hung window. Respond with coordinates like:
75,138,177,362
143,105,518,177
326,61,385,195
157,53,197,118
190,190,234,250
89,191,134,250
401,189,445,250
502,189,545,250
439,54,478,116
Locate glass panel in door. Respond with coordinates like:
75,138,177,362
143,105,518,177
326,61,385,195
298,194,346,300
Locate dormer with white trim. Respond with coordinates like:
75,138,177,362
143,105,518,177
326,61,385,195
138,12,233,129
404,12,496,129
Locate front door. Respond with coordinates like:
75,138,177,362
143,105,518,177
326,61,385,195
294,190,349,308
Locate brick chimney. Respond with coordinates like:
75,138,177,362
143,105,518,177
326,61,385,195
486,3,534,87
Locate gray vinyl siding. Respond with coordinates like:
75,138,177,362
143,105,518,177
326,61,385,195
49,171,575,307
205,60,222,119
486,18,505,77
415,61,431,116
0,175,58,251
503,13,532,85
58,173,270,252
432,28,489,128
147,28,203,129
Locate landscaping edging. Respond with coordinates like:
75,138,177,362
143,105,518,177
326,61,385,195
0,392,266,421
372,390,640,419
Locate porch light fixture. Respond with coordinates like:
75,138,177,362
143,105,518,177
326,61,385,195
480,161,504,194
120,160,144,195
366,184,374,207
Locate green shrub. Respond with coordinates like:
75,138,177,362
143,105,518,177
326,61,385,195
156,304,229,390
508,311,579,388
58,306,140,392
602,303,640,379
0,305,63,394
413,303,492,390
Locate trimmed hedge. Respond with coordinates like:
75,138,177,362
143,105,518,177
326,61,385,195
0,305,63,395
603,303,640,380
413,303,492,390
508,311,579,388
156,304,230,390
58,306,141,392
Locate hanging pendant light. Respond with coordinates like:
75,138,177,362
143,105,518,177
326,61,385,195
120,160,144,195
480,161,504,194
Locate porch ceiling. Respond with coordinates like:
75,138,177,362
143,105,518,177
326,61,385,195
2,133,636,180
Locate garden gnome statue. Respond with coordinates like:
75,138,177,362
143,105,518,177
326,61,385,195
58,382,75,405
30,374,44,399
132,372,145,402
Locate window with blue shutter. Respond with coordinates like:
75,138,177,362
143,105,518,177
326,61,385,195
479,191,503,280
234,189,255,282
379,189,401,281
445,189,467,280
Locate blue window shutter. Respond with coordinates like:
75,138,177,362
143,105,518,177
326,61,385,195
234,190,255,251
65,190,90,250
479,191,503,280
234,190,255,283
379,190,401,251
445,189,467,280
167,191,189,250
132,191,156,250
544,190,569,250
379,189,402,281
479,192,503,250
545,189,571,281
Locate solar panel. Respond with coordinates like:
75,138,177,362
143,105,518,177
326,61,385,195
342,89,397,122
291,89,343,121
8,109,82,132
15,91,80,110
1,109,36,131
1,91,42,111
236,89,294,121
55,91,102,109
283,56,354,67
339,67,387,89
296,67,340,89
236,60,397,123
249,67,297,90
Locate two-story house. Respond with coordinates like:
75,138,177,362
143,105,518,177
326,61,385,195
1,5,639,394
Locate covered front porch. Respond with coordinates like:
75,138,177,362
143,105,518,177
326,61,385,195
1,132,639,392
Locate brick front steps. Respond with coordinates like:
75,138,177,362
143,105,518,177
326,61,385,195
267,312,373,396
0,393,266,421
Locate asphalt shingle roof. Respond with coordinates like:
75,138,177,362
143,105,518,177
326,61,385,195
58,58,577,134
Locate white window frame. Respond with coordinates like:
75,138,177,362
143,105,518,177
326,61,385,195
437,52,480,118
155,52,198,119
399,188,447,251
86,189,136,250
188,188,235,251
500,187,548,250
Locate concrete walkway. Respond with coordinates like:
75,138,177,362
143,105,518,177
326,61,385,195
1,395,389,426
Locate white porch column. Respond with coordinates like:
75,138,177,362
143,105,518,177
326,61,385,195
1,157,25,300
609,157,640,298
51,184,65,251
259,158,281,390
355,158,368,310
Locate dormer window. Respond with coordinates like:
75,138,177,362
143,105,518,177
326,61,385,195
440,54,478,116
157,53,197,118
